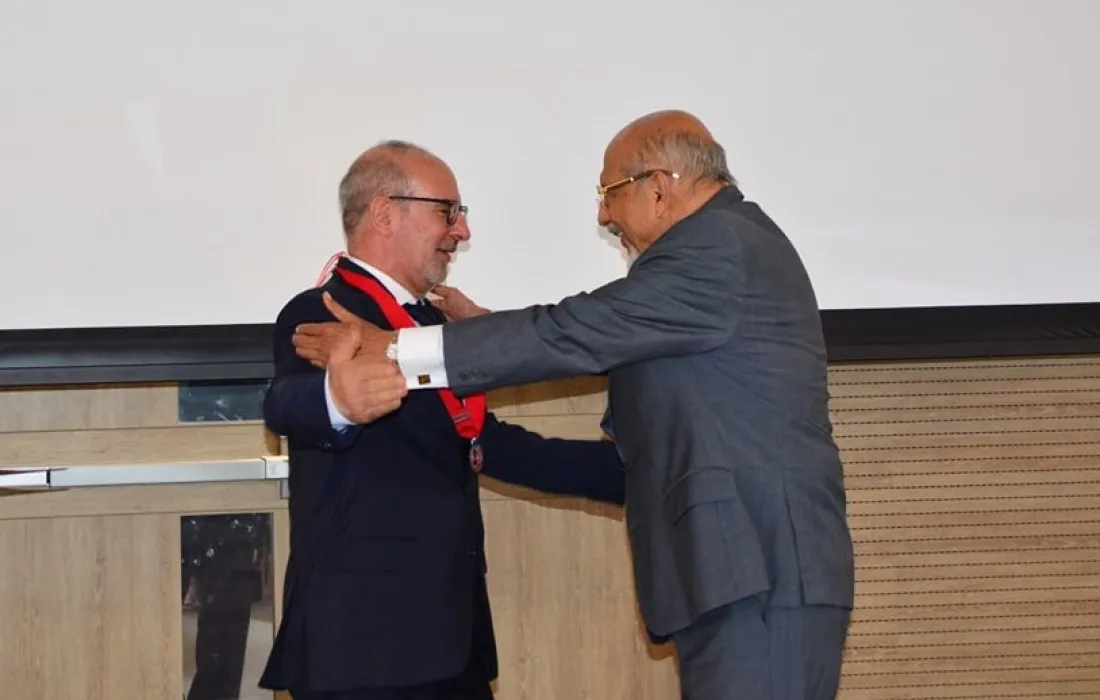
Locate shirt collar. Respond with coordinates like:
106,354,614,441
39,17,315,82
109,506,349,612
342,254,419,305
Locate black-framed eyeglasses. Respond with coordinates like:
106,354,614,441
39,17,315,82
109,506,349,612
389,196,468,225
597,169,680,204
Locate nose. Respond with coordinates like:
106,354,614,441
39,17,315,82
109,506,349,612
450,214,471,240
597,202,611,228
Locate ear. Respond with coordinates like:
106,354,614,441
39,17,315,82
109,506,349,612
651,172,673,214
367,196,394,235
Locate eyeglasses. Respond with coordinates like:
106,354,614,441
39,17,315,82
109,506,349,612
597,169,680,204
389,196,468,226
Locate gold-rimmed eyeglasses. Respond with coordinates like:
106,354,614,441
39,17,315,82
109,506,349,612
597,169,680,204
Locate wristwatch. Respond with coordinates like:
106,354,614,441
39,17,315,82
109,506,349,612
385,334,399,363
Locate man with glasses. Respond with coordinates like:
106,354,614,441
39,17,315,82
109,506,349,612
295,112,855,699
259,140,626,700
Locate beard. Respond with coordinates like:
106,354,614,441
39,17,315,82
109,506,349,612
424,256,449,287
622,241,640,267
609,224,639,268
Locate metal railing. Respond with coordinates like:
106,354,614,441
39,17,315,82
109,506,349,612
0,456,288,491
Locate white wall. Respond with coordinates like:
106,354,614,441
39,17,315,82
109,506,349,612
1,0,1096,330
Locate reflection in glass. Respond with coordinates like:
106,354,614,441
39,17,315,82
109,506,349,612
178,379,268,423
181,513,273,700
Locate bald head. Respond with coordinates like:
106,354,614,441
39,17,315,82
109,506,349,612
612,110,735,187
336,139,470,297
597,111,736,257
338,140,442,236
616,109,713,144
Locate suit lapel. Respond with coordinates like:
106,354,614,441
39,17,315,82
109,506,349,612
326,265,467,482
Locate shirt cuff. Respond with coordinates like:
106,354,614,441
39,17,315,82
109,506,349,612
324,369,354,430
397,326,450,389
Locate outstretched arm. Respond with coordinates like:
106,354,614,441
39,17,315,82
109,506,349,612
292,217,740,395
478,414,625,506
432,222,740,394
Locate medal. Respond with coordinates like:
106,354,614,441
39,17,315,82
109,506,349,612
469,438,484,473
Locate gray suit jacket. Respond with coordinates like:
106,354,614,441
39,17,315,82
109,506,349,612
441,186,854,637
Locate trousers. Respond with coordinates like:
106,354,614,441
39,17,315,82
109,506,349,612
672,594,850,700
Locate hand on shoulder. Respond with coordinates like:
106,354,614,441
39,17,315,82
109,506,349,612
430,285,490,321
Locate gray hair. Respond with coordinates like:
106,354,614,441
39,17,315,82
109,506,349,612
623,129,737,188
338,139,432,235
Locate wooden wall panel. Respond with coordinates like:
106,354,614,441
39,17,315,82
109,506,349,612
830,357,1100,699
482,496,678,699
0,383,179,432
0,384,283,700
0,513,181,699
1,356,1098,698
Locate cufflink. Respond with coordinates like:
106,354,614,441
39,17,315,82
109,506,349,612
417,374,431,385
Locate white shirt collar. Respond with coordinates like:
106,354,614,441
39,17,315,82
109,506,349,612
342,254,419,305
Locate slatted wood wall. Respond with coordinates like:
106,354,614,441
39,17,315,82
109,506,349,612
0,355,1098,699
827,357,1100,699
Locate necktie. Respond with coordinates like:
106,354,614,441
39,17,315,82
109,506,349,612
403,300,447,326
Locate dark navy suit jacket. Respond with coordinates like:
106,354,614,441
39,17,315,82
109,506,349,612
258,258,625,693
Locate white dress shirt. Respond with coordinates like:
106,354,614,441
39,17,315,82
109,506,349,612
323,255,449,428
397,324,450,390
